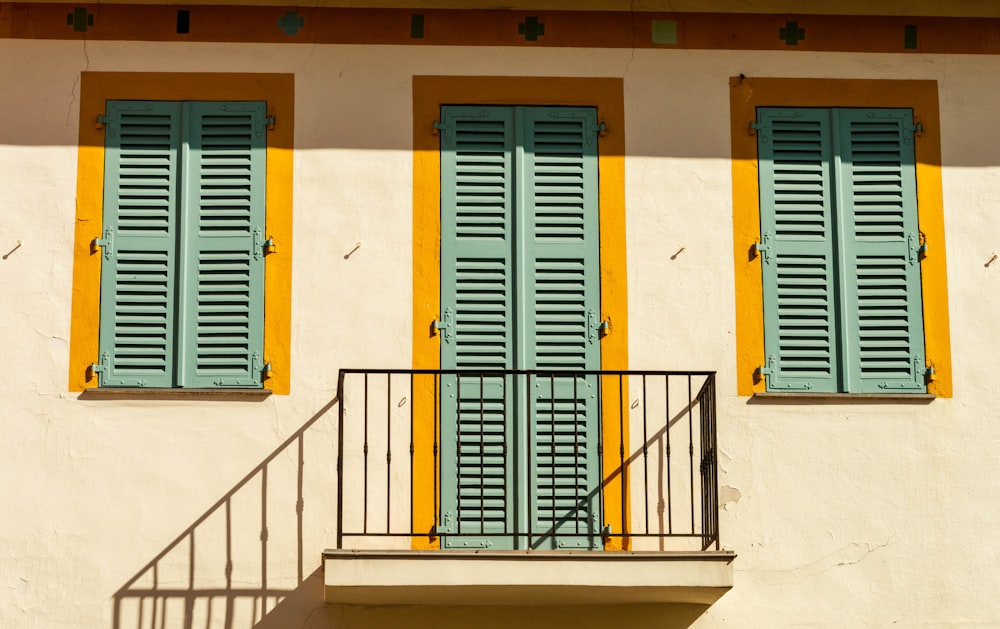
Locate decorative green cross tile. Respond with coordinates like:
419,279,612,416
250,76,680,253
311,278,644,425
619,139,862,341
278,11,304,36
518,17,545,41
779,21,805,45
651,20,678,45
66,8,94,33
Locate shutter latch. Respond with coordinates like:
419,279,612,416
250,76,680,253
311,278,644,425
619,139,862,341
91,228,113,260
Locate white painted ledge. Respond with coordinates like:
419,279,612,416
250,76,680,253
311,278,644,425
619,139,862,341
323,549,735,606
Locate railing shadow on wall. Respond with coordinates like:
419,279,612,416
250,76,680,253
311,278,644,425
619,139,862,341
111,396,340,629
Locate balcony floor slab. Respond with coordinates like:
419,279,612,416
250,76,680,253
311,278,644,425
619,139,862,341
323,549,735,606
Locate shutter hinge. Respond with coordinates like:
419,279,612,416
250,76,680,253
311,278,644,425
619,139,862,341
590,122,607,136
598,319,611,337
755,354,775,379
750,121,763,135
264,115,275,130
432,120,446,134
909,121,923,136
96,114,110,130
91,228,113,260
908,232,920,265
754,232,772,264
436,510,454,534
88,351,110,384
433,308,453,343
262,362,273,379
263,237,276,255
925,365,935,383
253,228,265,261
587,310,599,343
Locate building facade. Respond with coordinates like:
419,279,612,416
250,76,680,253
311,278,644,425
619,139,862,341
1,0,998,626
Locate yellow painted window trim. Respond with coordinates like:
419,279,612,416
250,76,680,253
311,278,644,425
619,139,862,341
729,77,951,398
411,76,630,549
68,72,294,394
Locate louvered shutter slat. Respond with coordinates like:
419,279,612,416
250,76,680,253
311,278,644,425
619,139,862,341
98,102,180,387
758,109,839,392
439,107,516,548
522,107,601,549
836,109,926,392
178,102,266,388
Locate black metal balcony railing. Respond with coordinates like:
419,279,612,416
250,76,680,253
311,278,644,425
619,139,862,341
336,369,718,552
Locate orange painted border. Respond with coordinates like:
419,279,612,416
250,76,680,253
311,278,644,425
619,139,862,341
4,5,1000,55
730,77,952,397
68,72,294,394
412,76,630,549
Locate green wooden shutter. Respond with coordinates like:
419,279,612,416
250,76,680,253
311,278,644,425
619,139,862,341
178,102,267,388
520,107,602,549
834,109,926,392
439,106,516,548
757,108,840,392
97,101,181,387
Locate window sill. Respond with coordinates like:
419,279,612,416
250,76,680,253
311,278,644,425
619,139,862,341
750,392,935,404
78,388,272,401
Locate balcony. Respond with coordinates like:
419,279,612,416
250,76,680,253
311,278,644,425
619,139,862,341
324,369,734,606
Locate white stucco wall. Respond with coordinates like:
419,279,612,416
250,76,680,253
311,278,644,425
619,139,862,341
1,38,999,627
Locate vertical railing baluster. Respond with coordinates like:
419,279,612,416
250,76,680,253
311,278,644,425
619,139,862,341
479,372,486,536
597,373,604,543
363,373,369,535
527,372,534,549
711,376,719,549
434,373,440,532
618,374,626,541
457,371,462,537
336,371,345,549
409,373,414,539
386,373,392,535
665,375,672,535
642,374,649,535
550,372,556,544
502,373,508,536
688,375,695,534
573,375,580,535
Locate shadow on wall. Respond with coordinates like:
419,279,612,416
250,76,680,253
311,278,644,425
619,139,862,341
111,396,340,629
268,599,711,629
110,390,714,629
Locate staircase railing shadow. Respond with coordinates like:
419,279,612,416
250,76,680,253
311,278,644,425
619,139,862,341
111,396,339,629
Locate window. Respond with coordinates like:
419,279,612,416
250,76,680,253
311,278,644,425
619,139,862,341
755,107,926,393
92,100,268,388
437,105,602,549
